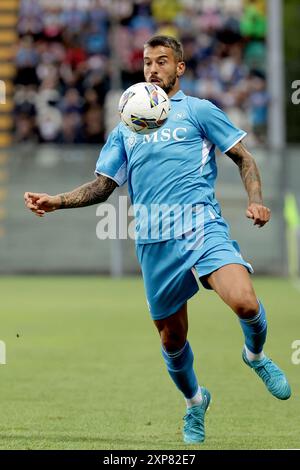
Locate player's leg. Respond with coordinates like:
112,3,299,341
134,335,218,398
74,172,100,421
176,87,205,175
205,264,266,356
205,264,291,399
154,303,211,443
136,238,211,442
154,302,199,402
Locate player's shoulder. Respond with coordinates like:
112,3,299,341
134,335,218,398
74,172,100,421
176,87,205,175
108,122,131,141
186,96,217,113
184,96,220,127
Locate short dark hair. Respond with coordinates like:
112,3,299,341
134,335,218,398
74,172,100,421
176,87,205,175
144,35,184,62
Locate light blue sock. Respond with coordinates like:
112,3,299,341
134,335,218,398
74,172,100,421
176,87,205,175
239,301,267,354
161,341,198,399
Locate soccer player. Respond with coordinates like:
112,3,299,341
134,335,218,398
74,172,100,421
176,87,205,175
24,36,291,445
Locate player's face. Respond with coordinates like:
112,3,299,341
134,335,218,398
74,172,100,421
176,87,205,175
143,46,185,96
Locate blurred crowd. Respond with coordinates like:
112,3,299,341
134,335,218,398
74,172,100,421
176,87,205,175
13,0,268,145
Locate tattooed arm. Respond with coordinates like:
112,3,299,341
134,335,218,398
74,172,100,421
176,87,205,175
24,174,118,217
59,175,117,209
226,141,271,227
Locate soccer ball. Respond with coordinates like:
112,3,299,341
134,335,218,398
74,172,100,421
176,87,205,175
118,82,170,135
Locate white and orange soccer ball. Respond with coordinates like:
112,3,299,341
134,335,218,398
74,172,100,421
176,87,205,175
118,82,171,135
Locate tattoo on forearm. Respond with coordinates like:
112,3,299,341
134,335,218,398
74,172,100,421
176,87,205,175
59,176,117,209
226,142,262,204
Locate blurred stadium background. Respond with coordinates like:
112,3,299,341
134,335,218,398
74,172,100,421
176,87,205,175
0,0,300,451
0,0,299,276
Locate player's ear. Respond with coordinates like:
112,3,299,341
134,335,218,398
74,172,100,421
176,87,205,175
177,61,185,77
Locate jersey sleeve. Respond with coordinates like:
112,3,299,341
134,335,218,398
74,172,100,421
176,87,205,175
95,125,127,186
193,99,247,153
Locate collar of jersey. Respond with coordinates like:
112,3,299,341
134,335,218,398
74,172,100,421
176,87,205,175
170,90,186,101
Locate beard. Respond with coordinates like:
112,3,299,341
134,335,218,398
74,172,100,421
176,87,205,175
160,74,177,94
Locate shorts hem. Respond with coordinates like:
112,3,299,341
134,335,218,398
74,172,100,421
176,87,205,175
196,261,254,290
150,284,199,321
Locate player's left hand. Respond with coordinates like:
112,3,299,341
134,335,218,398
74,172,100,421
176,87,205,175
246,203,271,227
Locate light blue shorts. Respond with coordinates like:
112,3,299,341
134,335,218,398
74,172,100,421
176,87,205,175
136,207,253,320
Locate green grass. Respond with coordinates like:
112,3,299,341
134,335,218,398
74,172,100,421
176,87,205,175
0,276,299,450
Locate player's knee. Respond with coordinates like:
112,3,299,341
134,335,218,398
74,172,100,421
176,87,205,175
232,293,258,319
160,328,187,353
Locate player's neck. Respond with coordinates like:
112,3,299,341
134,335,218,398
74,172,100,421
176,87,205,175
168,84,180,98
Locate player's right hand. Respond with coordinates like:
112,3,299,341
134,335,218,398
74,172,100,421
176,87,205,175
24,192,60,217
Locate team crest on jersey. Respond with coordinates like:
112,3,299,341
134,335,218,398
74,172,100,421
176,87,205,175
175,112,186,120
127,134,137,147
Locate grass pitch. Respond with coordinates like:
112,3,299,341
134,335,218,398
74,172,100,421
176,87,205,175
0,276,299,450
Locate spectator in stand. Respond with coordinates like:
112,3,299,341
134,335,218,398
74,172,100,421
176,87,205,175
248,72,268,144
15,36,39,86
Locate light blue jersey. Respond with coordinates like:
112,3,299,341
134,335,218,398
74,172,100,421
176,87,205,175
95,90,246,244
